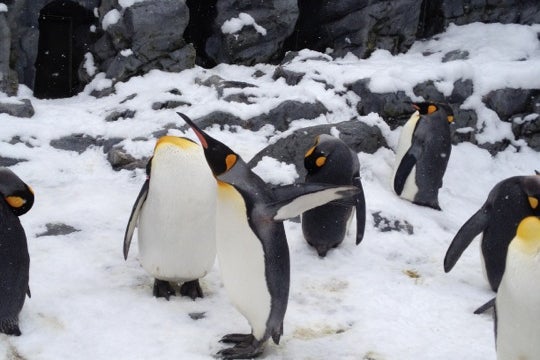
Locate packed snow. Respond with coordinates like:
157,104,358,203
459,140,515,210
0,22,539,360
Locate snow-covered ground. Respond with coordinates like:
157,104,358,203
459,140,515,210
0,22,539,360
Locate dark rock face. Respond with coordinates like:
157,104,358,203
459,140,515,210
247,119,387,180
205,0,299,65
0,99,35,118
483,88,535,121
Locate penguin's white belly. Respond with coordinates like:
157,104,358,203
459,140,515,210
496,248,540,360
137,152,216,282
216,183,271,341
393,112,419,200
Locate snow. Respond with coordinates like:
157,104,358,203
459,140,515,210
0,3,7,12
1,22,539,360
221,13,267,36
102,9,121,31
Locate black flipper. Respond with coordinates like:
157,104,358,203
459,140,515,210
444,208,489,272
27,286,31,298
474,297,496,315
394,152,417,195
123,178,150,260
353,175,366,245
269,183,360,221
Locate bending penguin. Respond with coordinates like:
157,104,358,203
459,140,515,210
124,135,217,300
495,216,540,360
0,167,34,336
444,174,540,292
302,134,366,257
392,102,454,210
178,112,360,359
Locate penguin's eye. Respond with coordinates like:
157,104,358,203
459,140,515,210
529,196,539,209
427,104,438,114
225,154,237,171
315,156,326,167
5,196,26,208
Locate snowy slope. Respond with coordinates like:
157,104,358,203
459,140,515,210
0,22,539,360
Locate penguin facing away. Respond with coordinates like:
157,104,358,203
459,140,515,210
178,112,360,359
124,136,217,300
444,174,540,292
495,216,540,360
302,134,366,257
0,168,34,336
392,102,454,210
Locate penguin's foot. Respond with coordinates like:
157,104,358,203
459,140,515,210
220,333,254,344
0,318,21,336
153,279,176,300
180,280,203,300
217,334,264,359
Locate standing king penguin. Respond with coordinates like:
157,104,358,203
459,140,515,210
178,113,360,359
444,174,540,292
124,136,217,299
0,168,34,335
495,216,540,360
392,102,454,210
302,134,366,257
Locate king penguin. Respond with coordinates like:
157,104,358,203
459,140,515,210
392,102,454,210
444,174,540,292
495,216,540,360
0,167,34,336
124,136,217,300
301,134,366,257
178,112,360,359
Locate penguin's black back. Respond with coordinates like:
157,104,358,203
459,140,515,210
0,198,29,335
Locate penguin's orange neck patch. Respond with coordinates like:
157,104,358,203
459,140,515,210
529,196,539,209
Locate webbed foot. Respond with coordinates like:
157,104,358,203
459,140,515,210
217,334,264,359
180,280,203,300
153,279,175,300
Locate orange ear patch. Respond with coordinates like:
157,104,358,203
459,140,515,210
315,156,326,167
6,196,25,208
225,154,237,171
529,196,539,209
427,104,438,114
447,115,454,123
305,146,316,158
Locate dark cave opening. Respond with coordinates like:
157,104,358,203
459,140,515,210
183,0,218,68
34,0,96,99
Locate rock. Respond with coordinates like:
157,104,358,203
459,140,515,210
151,100,192,111
247,100,328,131
205,0,299,65
372,211,413,234
0,157,27,167
107,147,148,171
105,109,136,122
197,74,257,98
450,108,478,145
449,78,473,104
442,49,470,62
413,80,446,102
512,114,540,151
0,98,35,118
247,118,387,180
350,78,413,128
36,223,80,237
483,88,533,121
50,134,122,154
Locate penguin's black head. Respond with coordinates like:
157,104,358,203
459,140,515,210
413,102,454,123
0,168,34,216
523,173,540,211
177,112,238,176
304,136,328,175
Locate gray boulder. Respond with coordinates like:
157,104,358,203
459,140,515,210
205,0,299,65
0,98,34,118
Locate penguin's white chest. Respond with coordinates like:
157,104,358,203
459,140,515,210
393,112,419,200
138,146,217,282
216,183,271,340
496,246,540,360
